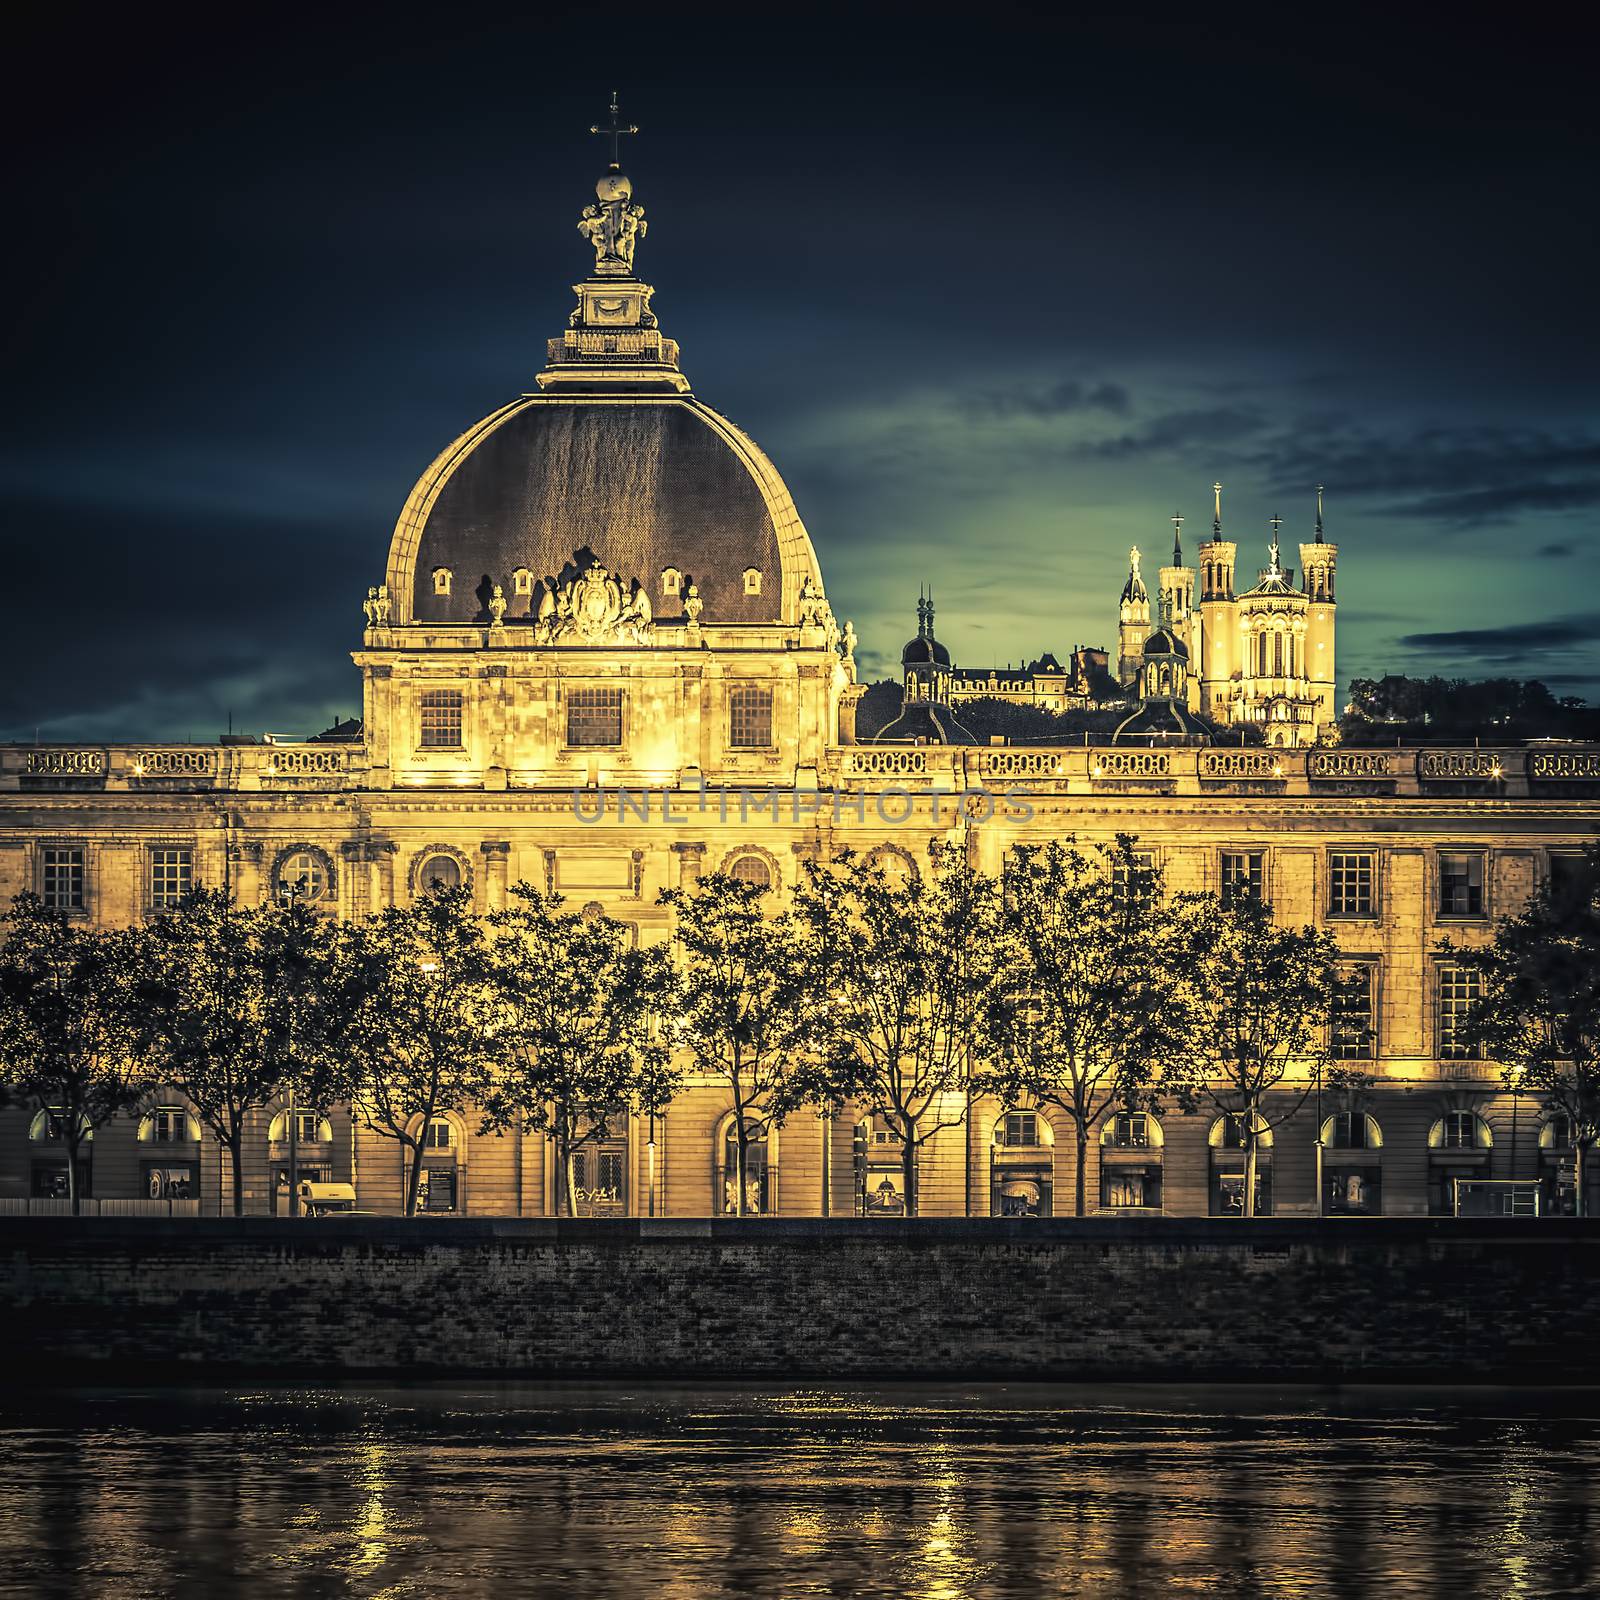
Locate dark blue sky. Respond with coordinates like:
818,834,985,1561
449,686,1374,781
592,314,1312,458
4,4,1596,738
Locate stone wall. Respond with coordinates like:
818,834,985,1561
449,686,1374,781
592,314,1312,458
4,1217,1598,1382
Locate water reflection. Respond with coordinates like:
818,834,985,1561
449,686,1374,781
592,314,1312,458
1,1383,1599,1597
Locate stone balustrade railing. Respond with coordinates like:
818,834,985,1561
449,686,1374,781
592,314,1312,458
4,740,1599,797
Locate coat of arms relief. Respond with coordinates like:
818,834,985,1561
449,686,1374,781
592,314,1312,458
534,561,654,645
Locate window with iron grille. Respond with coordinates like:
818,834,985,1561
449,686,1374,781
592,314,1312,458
1111,850,1156,910
41,847,85,911
1438,964,1484,1059
1328,851,1375,917
1332,964,1376,1059
566,686,624,747
728,685,774,748
1439,852,1485,916
418,689,463,749
1221,851,1263,905
728,854,772,889
151,847,193,909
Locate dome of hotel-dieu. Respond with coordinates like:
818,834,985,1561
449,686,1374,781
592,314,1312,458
385,395,823,628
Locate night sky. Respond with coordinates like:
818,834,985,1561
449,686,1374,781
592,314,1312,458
4,6,1596,740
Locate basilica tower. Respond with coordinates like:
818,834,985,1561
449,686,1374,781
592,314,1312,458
1157,513,1198,710
1298,485,1339,726
1196,481,1238,719
1116,547,1151,687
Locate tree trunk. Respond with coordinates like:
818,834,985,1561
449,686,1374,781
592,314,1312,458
404,1138,425,1217
734,1123,749,1218
65,1126,82,1216
562,1135,579,1218
1243,1122,1259,1220
229,1132,245,1217
901,1118,917,1218
1074,1123,1089,1218
1577,1142,1587,1219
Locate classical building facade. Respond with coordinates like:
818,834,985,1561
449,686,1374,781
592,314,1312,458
3,139,1597,1220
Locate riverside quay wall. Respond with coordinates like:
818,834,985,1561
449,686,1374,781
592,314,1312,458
4,1217,1600,1382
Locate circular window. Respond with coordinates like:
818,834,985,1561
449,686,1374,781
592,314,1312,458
728,855,772,889
275,849,331,903
417,854,461,893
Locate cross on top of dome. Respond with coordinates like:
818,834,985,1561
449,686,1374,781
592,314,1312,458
590,91,638,173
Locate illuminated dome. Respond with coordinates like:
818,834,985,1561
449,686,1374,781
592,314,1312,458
385,396,822,627
383,151,824,632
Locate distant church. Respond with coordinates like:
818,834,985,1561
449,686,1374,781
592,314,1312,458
884,485,1339,748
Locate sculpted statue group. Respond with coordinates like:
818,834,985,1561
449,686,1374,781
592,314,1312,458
535,561,653,645
362,585,391,627
578,173,647,276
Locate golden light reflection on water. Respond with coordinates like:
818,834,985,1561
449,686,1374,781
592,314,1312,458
4,1386,1600,1599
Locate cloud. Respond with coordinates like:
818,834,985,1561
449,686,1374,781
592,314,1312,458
1539,541,1576,557
961,381,1130,422
1248,424,1600,528
1396,615,1600,662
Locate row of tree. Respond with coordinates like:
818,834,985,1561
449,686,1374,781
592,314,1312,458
3,840,1596,1217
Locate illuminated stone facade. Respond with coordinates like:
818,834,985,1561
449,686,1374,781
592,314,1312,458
1,157,1596,1220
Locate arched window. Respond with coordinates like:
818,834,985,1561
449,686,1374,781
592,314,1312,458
1428,1112,1493,1150
994,1110,1055,1149
661,566,682,596
28,1109,94,1143
512,567,533,596
1208,1114,1274,1150
864,846,916,887
742,567,762,595
727,854,772,889
273,847,332,904
414,852,463,894
1101,1111,1163,1148
1540,1114,1575,1151
1320,1112,1383,1150
423,1117,456,1151
268,1110,333,1143
432,567,453,596
137,1106,202,1143
720,1115,772,1214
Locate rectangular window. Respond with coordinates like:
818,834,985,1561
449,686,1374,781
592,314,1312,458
1112,1112,1149,1148
1102,1168,1161,1209
1002,1112,1039,1147
1438,964,1484,1060
1328,851,1375,917
296,1112,325,1144
1221,851,1263,906
1439,852,1485,917
1111,850,1156,910
150,847,193,909
1441,1109,1479,1149
566,686,624,748
418,688,464,749
151,1107,191,1142
597,1152,626,1200
41,847,85,912
727,685,774,749
1332,965,1376,1060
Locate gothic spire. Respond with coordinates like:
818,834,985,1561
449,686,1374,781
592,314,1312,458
1171,512,1185,566
1315,483,1325,543
1213,481,1223,538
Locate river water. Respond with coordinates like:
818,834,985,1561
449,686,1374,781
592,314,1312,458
0,1383,1596,1598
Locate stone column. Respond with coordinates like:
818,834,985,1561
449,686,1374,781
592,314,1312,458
481,841,511,912
671,841,705,888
